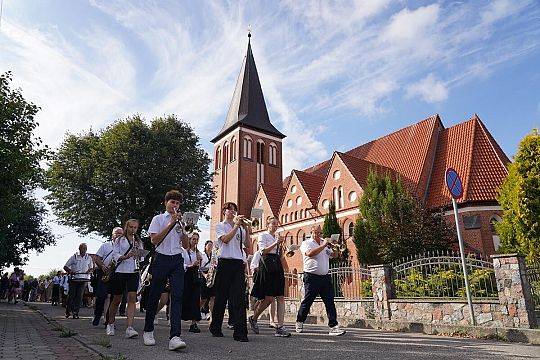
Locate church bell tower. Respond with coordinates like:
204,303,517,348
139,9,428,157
210,33,285,239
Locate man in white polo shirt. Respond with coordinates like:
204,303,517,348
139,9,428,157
295,225,345,336
143,190,189,351
63,243,94,319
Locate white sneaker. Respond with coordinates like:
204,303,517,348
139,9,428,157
143,331,156,346
295,322,303,333
106,324,115,336
125,327,138,339
168,336,186,351
328,325,346,336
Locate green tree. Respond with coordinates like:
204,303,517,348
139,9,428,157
322,200,349,262
353,170,453,265
497,129,540,262
45,115,214,237
0,72,54,268
322,200,341,238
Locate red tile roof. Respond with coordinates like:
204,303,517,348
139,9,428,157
294,170,326,206
272,114,508,212
260,183,286,216
426,115,509,208
337,152,397,188
345,115,441,197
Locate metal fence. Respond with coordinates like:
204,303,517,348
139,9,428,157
392,251,498,299
246,263,372,301
525,260,540,311
328,261,372,300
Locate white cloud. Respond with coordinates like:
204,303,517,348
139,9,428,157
382,4,440,43
481,0,532,24
406,74,448,103
0,20,134,148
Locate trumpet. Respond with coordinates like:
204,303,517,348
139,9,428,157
241,217,259,227
285,244,300,257
326,237,348,255
173,207,198,234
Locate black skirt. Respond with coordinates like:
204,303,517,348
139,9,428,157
250,269,264,300
256,253,285,297
200,278,215,299
182,267,201,321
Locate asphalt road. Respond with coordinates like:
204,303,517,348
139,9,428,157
29,302,540,360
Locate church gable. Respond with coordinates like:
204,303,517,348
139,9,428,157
316,153,365,214
278,171,323,225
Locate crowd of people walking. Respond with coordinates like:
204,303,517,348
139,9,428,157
1,189,346,353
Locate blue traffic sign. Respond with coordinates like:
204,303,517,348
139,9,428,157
445,168,463,199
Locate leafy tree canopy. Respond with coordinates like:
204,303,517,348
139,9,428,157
45,114,214,237
0,72,54,268
497,129,540,262
353,170,453,265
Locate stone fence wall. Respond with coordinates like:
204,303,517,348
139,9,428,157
283,254,538,329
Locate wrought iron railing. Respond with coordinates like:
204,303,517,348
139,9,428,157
246,263,372,301
392,251,498,299
525,260,540,311
328,261,372,300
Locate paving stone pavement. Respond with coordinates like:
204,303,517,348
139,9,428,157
0,302,101,360
18,301,540,360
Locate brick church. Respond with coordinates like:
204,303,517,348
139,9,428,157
210,36,510,272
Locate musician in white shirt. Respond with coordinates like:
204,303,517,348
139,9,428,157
92,227,122,326
295,225,345,336
199,240,214,320
209,202,252,342
182,233,203,333
143,190,189,351
248,217,290,337
106,220,143,338
63,243,94,319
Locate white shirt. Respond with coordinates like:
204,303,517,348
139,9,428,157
52,276,61,285
300,238,332,276
199,252,212,272
215,221,247,261
61,275,69,292
64,253,94,281
258,232,279,255
113,236,143,273
96,241,115,267
148,212,185,257
250,251,262,271
183,249,198,270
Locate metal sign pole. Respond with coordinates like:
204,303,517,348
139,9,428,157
452,197,476,326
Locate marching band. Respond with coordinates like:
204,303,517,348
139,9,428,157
63,189,345,352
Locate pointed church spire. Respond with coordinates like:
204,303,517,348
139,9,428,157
211,33,285,143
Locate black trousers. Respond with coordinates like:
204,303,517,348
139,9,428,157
296,273,338,328
66,281,86,316
144,253,185,339
93,278,110,321
210,259,247,338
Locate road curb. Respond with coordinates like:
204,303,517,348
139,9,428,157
283,314,540,345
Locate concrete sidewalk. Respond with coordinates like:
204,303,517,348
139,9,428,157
20,301,540,360
0,301,101,360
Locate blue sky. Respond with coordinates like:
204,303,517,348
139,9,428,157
1,0,539,275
